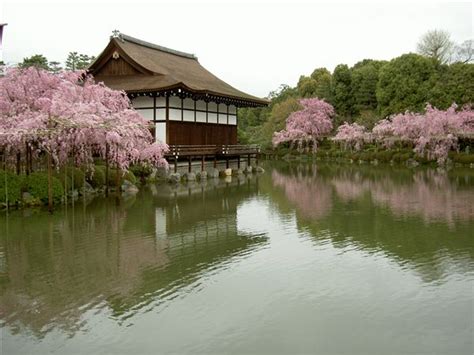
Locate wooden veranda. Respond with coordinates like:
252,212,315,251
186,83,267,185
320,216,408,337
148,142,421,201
165,144,260,173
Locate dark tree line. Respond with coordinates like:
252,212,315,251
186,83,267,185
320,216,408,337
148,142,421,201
18,52,96,72
239,31,473,149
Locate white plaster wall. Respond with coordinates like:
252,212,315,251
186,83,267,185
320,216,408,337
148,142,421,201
132,96,153,108
208,112,218,123
218,103,227,114
156,108,166,120
183,110,194,122
218,113,227,124
208,102,218,112
156,97,166,107
196,100,207,110
183,98,195,109
169,108,182,121
155,122,166,143
137,109,154,120
196,111,206,122
169,96,181,108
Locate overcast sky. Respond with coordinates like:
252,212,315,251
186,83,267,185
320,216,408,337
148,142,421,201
1,0,472,97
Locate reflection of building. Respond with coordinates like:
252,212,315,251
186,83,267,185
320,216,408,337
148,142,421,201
89,32,268,144
0,176,265,337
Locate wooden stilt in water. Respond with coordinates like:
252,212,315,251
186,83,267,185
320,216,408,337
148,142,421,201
237,156,240,169
174,156,178,173
105,143,109,197
213,156,217,168
201,155,205,171
188,156,192,173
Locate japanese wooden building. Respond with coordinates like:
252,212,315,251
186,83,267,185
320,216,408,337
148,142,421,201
89,32,268,146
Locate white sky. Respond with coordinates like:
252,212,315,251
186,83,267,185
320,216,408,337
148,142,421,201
0,0,472,98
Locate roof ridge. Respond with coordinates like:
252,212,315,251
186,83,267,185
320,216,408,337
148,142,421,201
118,34,198,60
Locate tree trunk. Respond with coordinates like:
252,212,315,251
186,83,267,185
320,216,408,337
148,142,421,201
47,152,53,213
16,152,21,175
105,143,109,197
3,150,8,210
25,143,30,176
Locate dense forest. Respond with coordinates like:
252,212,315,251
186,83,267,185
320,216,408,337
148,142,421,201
239,32,474,149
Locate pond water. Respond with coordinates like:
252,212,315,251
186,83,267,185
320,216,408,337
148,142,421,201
1,162,473,354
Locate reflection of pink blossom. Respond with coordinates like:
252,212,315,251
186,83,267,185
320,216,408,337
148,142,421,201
272,168,332,219
330,169,474,225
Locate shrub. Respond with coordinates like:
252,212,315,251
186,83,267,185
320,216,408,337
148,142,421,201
87,165,106,188
451,153,474,165
123,170,137,185
129,164,153,180
55,166,85,191
375,150,394,163
106,169,137,186
0,170,24,205
26,172,64,204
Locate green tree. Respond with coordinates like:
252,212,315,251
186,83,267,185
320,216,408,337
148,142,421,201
351,59,386,113
260,97,302,148
429,62,474,109
48,61,62,73
297,75,318,98
65,52,96,70
19,54,50,70
376,53,437,117
296,68,332,101
310,68,332,101
331,64,353,118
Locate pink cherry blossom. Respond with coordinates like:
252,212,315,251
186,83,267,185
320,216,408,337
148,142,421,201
273,98,334,152
332,122,371,151
0,67,168,172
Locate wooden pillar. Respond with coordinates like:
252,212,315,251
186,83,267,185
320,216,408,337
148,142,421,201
213,155,217,168
188,156,192,173
237,156,240,169
256,152,259,166
226,157,229,169
201,155,205,171
174,156,178,173
16,152,20,175
165,95,170,144
105,143,109,197
247,154,251,166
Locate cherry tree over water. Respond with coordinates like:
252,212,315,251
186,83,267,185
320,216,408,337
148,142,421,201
0,67,168,209
372,104,473,163
0,67,168,170
273,98,334,151
333,104,474,163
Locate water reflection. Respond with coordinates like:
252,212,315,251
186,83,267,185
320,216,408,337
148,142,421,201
269,163,474,283
0,176,266,338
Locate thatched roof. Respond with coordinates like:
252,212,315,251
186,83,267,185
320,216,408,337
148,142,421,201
89,33,268,107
